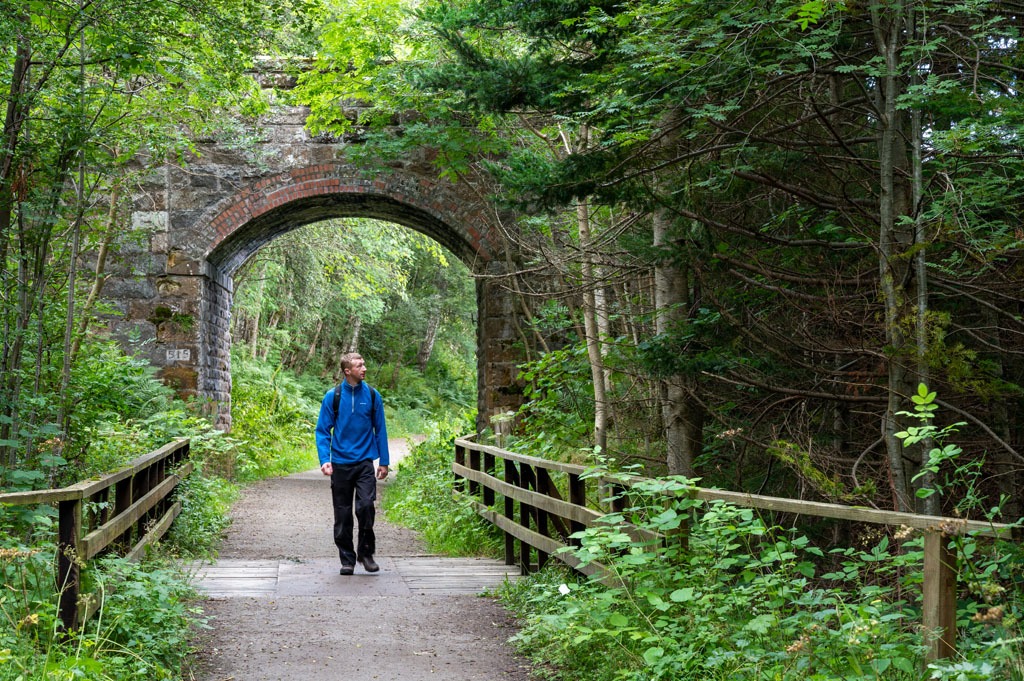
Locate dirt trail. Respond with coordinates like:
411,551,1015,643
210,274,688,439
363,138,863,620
189,438,534,681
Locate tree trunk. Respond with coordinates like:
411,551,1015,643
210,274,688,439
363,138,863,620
345,315,361,353
69,181,120,364
260,311,280,361
417,275,448,372
416,307,441,372
249,260,266,360
561,124,610,455
304,318,324,366
0,30,31,468
653,209,702,477
873,4,918,512
0,28,31,258
908,11,937,515
577,197,609,455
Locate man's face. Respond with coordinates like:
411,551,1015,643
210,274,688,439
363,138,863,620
345,357,367,382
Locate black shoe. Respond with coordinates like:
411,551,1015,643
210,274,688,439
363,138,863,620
339,564,355,575
358,556,379,573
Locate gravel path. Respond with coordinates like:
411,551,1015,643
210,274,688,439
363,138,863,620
188,438,535,681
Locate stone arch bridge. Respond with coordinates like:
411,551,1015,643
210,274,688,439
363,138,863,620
108,64,524,431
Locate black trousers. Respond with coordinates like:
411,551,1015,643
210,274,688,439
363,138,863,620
330,459,377,565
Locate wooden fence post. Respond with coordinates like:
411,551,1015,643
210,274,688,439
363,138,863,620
519,463,536,573
923,530,957,661
468,448,481,497
504,458,518,568
569,473,585,548
454,441,466,494
483,452,495,507
57,497,82,631
113,478,133,551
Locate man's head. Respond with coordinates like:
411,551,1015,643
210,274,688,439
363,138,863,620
341,352,367,385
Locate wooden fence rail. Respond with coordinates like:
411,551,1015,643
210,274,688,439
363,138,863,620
0,438,192,631
453,435,1017,663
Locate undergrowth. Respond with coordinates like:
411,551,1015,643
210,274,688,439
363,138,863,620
0,531,203,681
382,413,503,558
498,474,1023,681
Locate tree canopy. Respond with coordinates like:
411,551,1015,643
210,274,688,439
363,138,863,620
297,0,1024,518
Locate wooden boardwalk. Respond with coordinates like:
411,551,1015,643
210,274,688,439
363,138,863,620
188,449,533,680
189,555,520,598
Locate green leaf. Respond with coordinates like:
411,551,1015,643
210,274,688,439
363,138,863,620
892,657,915,673
744,613,776,634
669,587,696,602
608,612,630,628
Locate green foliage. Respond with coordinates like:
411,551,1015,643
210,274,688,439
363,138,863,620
0,533,201,681
231,218,476,399
167,469,239,559
514,344,594,460
894,385,1006,519
383,414,503,557
501,477,1024,680
0,0,317,483
896,384,969,503
229,353,320,482
301,0,1024,520
297,0,412,138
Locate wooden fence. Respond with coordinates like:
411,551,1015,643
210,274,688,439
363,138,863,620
453,435,1017,662
0,438,192,631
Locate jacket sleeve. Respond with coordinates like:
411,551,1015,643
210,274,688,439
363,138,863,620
372,389,390,466
314,390,335,466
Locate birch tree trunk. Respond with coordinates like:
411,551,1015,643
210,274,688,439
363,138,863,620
69,182,120,364
578,197,608,455
249,260,266,360
417,275,447,372
558,124,610,455
304,318,324,367
416,308,441,372
345,315,362,353
653,209,702,477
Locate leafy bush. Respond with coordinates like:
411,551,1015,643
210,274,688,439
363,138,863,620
500,476,1023,681
0,531,200,681
230,353,319,481
167,468,238,559
383,413,503,557
514,345,593,461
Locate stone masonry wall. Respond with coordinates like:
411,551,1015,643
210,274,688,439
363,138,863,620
106,69,526,431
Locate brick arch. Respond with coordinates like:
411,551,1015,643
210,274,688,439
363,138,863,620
185,162,520,431
201,163,497,273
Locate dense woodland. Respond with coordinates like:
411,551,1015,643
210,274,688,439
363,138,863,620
1,0,1023,514
293,0,1024,520
229,217,477,408
1,0,1023,679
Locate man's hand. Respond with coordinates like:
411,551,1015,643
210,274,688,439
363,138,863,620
375,465,389,480
321,462,333,476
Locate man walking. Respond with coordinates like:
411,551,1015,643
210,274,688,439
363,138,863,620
315,352,390,575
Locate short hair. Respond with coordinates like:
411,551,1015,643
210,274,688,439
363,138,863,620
340,352,363,372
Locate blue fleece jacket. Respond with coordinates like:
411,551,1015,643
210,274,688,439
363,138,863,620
315,381,390,467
